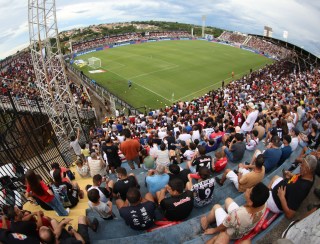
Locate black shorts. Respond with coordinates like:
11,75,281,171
78,223,90,244
108,159,121,168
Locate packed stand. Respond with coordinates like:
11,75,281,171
218,31,247,44
2,50,320,243
0,52,93,110
55,57,319,242
245,36,294,59
72,31,191,52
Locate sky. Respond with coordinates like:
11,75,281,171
0,0,319,60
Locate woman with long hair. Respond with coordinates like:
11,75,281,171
25,169,69,216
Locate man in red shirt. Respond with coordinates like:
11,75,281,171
120,129,141,169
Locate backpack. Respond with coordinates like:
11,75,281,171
51,184,72,207
66,170,75,180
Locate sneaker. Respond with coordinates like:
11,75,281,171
215,177,223,186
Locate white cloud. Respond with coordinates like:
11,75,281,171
0,0,319,59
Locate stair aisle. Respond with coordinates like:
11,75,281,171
23,166,92,229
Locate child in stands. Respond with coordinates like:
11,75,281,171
87,188,113,220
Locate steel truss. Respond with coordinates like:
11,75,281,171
28,0,81,163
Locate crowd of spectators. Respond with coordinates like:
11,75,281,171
0,52,92,110
0,52,39,100
218,31,247,44
217,32,295,60
1,30,320,243
245,36,294,59
72,31,191,52
56,55,319,242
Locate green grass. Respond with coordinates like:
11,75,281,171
74,40,273,110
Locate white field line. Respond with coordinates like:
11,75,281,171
103,66,172,103
175,63,266,102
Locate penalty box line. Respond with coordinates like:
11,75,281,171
103,67,172,103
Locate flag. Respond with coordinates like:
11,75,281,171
283,31,288,39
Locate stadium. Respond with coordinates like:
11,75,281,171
0,1,319,244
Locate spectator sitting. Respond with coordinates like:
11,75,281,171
87,188,113,220
215,154,265,192
51,169,83,208
168,164,190,186
201,183,269,243
113,167,139,201
178,128,191,143
146,165,170,196
87,152,107,177
266,155,317,219
38,216,99,244
76,158,90,178
141,148,155,170
249,136,282,173
209,125,225,141
289,127,299,151
204,139,220,154
221,133,246,163
86,174,114,202
25,169,69,216
153,143,170,167
116,187,156,230
212,151,228,173
277,135,293,166
49,163,70,183
156,178,194,221
188,145,214,173
245,130,259,151
253,121,266,140
6,206,45,240
186,167,215,207
183,142,197,163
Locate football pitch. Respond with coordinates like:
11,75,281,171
74,40,273,110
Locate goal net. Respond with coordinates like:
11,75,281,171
88,57,101,69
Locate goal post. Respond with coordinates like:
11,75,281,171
88,57,101,69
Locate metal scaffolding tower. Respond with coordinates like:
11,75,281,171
28,0,81,163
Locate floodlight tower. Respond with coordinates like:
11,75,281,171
28,0,82,163
202,15,206,38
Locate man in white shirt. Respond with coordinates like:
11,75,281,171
70,128,82,158
290,128,299,151
241,102,259,133
178,128,191,143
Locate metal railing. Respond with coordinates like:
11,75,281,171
0,92,90,210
